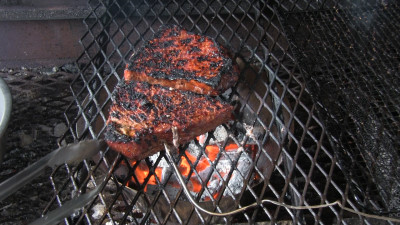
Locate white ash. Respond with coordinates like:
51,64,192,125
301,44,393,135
225,155,252,196
210,125,229,143
243,123,266,143
199,125,229,145
186,142,202,157
144,125,255,201
87,180,96,189
111,210,125,220
156,144,254,201
87,178,147,224
221,87,232,99
91,204,106,220
198,150,253,200
149,152,169,168
70,209,82,220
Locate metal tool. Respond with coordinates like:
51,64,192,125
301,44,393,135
28,153,121,225
29,182,104,225
0,139,103,202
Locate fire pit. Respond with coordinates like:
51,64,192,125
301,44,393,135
69,55,288,223
130,131,259,201
2,0,398,224
118,127,260,224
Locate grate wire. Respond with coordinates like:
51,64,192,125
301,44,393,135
278,1,400,222
38,0,399,224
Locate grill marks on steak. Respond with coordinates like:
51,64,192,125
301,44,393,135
105,81,233,160
105,25,238,160
124,25,239,95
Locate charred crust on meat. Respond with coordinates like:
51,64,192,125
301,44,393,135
197,56,209,62
105,79,235,160
138,113,146,121
168,29,179,37
180,38,192,45
126,24,238,91
152,52,162,59
160,40,176,48
148,69,209,84
176,60,187,66
107,25,239,159
159,61,171,69
144,60,156,68
210,61,220,69
130,115,141,123
157,24,181,37
121,101,137,111
148,71,167,79
189,46,200,53
169,49,180,56
105,123,131,143
144,41,157,49
152,135,158,142
171,69,196,80
140,100,155,112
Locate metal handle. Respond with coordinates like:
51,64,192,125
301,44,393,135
0,151,58,202
28,153,122,225
29,182,104,225
0,139,103,201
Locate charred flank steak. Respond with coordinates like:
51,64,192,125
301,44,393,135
124,24,239,96
105,81,233,160
105,25,238,161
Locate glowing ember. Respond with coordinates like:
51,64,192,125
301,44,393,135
127,140,258,200
176,143,258,199
128,161,163,191
124,123,262,202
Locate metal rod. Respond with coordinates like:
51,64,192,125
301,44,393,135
29,183,104,225
163,142,253,217
0,140,102,201
267,64,304,223
0,150,57,202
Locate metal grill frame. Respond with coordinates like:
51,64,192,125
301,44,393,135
39,0,394,224
278,2,400,219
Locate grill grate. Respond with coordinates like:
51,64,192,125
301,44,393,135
0,68,75,224
39,0,397,224
278,2,400,219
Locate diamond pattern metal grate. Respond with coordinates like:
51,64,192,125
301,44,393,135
279,2,400,220
39,0,396,224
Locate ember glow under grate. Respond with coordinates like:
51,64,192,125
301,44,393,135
127,128,259,199
38,0,398,224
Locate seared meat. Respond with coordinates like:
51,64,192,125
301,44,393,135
124,25,239,96
105,81,233,160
